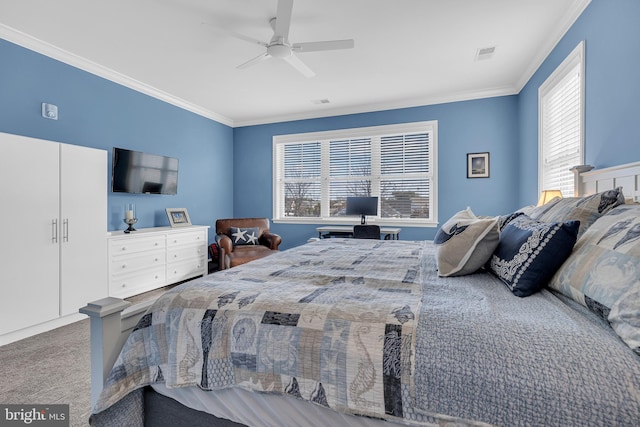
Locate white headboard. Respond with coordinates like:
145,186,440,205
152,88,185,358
573,161,640,202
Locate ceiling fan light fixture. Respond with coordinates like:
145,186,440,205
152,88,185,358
267,43,291,59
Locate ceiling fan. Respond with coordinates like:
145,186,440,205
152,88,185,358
229,0,354,78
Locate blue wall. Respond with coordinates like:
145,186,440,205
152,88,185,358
236,0,640,249
0,38,234,244
234,96,520,249
2,0,637,251
517,0,640,206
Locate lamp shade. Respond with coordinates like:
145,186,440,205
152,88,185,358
537,189,563,206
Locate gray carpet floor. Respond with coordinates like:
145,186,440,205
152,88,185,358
0,318,93,426
0,285,175,427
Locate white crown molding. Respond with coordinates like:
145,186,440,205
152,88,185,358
514,0,591,91
233,85,519,127
1,0,591,130
0,24,234,127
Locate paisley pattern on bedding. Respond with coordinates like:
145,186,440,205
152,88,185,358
521,187,625,238
94,240,434,424
549,204,640,353
91,239,640,427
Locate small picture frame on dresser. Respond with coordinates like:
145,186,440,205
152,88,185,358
166,208,192,227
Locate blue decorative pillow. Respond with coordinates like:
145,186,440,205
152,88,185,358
230,227,260,246
497,211,525,232
489,215,579,297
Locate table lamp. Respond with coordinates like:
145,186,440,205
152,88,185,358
537,190,563,206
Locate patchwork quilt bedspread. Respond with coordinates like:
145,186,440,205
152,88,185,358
91,239,640,427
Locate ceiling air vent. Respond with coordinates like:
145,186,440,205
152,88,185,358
475,46,496,61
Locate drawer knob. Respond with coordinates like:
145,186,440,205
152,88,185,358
154,258,159,262
122,264,126,269
121,247,127,251
122,283,126,288
155,242,159,246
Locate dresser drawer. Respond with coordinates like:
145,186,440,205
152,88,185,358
167,244,206,264
110,235,165,255
109,268,166,298
166,230,206,248
167,257,207,283
110,250,164,277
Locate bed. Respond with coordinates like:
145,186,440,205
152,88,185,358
84,162,640,427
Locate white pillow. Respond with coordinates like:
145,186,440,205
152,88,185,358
434,207,499,277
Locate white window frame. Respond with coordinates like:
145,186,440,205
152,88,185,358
538,40,585,197
273,121,438,226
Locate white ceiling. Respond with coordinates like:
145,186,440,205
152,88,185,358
0,0,590,127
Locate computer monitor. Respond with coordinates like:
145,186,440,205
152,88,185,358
346,196,378,224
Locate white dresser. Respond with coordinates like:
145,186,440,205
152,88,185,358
108,226,209,298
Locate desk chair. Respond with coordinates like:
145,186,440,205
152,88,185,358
353,224,381,239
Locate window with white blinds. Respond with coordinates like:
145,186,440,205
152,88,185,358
539,41,585,197
273,121,438,225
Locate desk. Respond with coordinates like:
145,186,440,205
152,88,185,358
316,225,401,240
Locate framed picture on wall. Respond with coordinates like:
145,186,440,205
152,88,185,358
467,152,490,178
166,208,192,227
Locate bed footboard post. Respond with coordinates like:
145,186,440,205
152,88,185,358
80,297,132,408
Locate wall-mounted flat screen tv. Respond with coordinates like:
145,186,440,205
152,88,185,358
111,147,179,195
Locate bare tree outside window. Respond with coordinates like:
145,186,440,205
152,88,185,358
284,181,320,217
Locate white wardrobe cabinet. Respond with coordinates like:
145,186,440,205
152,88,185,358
59,143,108,316
0,132,107,344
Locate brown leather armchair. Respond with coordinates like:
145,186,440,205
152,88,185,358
215,218,282,270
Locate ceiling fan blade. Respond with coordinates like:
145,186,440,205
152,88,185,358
201,22,267,48
274,0,294,40
292,39,355,53
223,30,268,48
237,52,271,69
284,53,315,78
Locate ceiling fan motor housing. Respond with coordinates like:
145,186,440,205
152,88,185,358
267,43,291,59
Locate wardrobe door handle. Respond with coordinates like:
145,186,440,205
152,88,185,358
63,218,69,242
52,219,58,243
